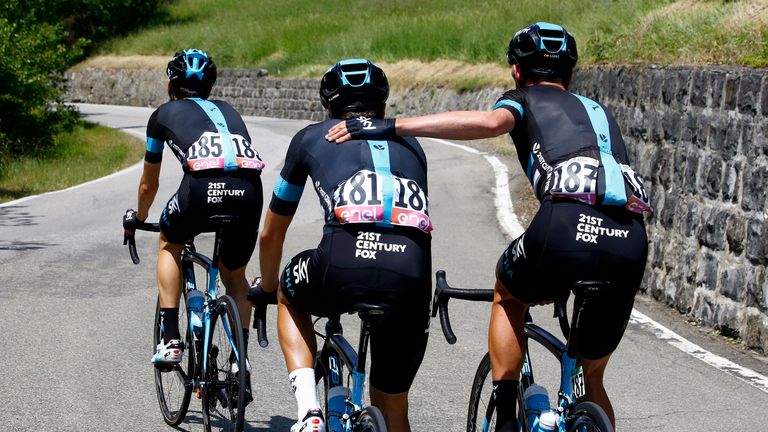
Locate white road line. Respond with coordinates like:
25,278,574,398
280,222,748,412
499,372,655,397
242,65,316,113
631,310,768,393
426,138,524,239
428,136,768,395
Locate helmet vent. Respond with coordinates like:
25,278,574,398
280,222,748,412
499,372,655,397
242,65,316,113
340,62,371,87
538,29,566,53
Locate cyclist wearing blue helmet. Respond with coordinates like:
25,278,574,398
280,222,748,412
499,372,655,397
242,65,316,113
123,49,264,403
259,59,432,432
327,23,650,430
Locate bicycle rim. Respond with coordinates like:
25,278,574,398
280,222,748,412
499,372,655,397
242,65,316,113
467,352,496,432
353,406,387,432
565,401,614,432
153,297,193,426
202,295,247,432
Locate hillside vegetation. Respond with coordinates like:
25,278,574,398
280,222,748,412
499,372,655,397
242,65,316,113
99,0,768,76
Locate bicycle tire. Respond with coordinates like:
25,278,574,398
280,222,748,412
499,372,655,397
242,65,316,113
467,352,528,432
201,294,247,432
153,297,194,427
354,406,388,432
565,401,614,432
467,352,493,432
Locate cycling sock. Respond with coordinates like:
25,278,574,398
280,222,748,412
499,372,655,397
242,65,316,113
492,380,519,432
159,308,180,343
242,328,249,358
289,367,320,419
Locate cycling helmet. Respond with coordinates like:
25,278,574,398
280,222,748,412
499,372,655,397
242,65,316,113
320,59,389,112
507,22,577,80
166,49,217,88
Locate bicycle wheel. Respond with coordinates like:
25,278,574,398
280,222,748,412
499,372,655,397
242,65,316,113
565,401,614,432
354,406,388,432
467,352,527,432
201,294,247,432
153,296,194,426
467,352,495,432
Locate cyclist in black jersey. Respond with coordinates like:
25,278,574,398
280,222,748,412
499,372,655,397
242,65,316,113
258,59,431,432
327,23,650,431
122,49,264,395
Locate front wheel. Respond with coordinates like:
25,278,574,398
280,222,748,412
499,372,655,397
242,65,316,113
565,401,614,432
201,295,247,432
354,406,388,432
467,352,496,432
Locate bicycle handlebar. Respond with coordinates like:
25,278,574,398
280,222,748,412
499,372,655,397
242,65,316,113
123,218,160,264
246,278,277,348
431,270,493,344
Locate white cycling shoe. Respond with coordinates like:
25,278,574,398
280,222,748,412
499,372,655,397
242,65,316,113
291,409,325,432
151,339,184,369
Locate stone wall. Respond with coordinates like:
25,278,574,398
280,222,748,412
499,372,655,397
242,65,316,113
64,65,768,352
571,65,768,352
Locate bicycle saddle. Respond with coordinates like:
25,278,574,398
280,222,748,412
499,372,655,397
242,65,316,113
349,303,388,321
208,215,239,227
570,280,611,296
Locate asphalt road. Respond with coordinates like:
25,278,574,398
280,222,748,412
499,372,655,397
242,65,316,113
1,103,766,431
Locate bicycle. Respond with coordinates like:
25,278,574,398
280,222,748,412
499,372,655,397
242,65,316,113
124,212,249,432
248,282,387,432
431,270,614,432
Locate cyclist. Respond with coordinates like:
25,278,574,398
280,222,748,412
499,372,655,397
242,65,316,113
123,49,264,401
326,23,650,430
258,59,432,432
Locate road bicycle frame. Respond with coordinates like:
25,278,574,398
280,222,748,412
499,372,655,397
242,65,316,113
321,315,374,414
181,236,243,386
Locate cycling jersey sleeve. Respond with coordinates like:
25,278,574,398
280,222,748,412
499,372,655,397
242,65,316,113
269,128,310,216
145,109,164,164
493,89,525,126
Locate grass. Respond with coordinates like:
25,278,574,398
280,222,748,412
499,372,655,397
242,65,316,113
0,122,144,203
98,0,768,76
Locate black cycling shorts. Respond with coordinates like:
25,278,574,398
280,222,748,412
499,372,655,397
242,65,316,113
496,197,648,359
159,171,263,270
280,226,431,394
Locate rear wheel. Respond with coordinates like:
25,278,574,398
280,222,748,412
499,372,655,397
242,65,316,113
201,295,247,432
354,406,387,432
153,296,193,426
565,401,614,432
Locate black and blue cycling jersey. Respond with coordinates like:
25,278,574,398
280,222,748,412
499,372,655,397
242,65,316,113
270,118,432,235
145,98,265,173
495,85,651,214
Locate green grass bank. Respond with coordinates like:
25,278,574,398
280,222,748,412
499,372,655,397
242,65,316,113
0,122,143,203
101,0,768,74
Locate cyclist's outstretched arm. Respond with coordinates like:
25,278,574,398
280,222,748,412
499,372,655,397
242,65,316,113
258,209,294,293
325,108,515,143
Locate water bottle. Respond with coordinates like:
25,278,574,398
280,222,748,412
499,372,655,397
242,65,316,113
186,290,205,335
534,410,558,431
523,384,550,429
326,386,350,432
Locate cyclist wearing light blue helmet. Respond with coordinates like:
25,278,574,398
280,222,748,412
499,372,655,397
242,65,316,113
258,59,432,432
327,23,650,431
125,49,264,406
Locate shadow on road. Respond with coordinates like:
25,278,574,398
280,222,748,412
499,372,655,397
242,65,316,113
0,240,57,251
0,205,41,227
168,409,293,431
